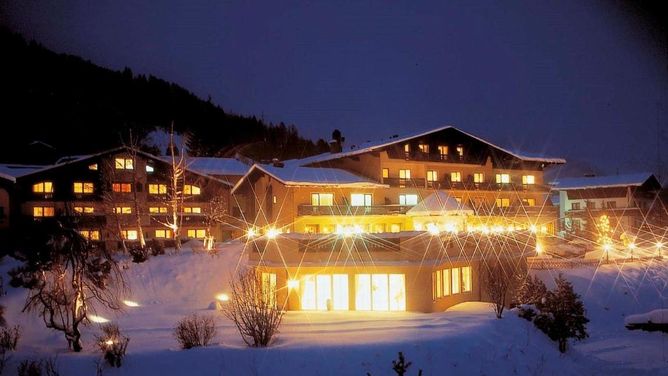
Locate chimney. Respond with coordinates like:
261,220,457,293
271,158,284,168
329,139,342,153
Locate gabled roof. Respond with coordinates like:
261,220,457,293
551,172,659,190
162,157,251,177
231,162,387,193
406,191,474,216
13,146,234,187
297,125,566,166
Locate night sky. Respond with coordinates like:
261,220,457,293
2,1,666,179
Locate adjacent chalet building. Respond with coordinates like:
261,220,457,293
6,147,248,249
552,173,665,240
234,126,565,312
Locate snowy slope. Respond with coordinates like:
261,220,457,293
0,244,666,375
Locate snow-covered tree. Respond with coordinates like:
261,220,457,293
154,127,186,250
533,274,589,353
482,259,522,318
9,221,125,352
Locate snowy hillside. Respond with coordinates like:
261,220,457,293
0,244,666,375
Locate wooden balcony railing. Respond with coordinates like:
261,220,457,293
297,205,413,216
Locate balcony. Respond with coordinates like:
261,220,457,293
297,204,413,216
383,178,426,188
384,177,550,192
473,205,558,217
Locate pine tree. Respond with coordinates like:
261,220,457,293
534,274,589,353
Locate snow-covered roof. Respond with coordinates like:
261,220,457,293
231,162,387,193
406,191,474,216
297,125,566,166
551,172,657,190
161,157,251,177
0,164,46,182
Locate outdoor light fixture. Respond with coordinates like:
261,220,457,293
536,243,543,255
530,225,538,234
123,300,140,307
657,242,663,258
89,314,110,323
266,227,281,239
287,279,299,289
426,223,440,236
246,227,257,238
216,293,230,302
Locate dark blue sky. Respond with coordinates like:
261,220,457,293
2,1,666,178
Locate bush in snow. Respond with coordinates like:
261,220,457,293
366,352,422,376
515,275,548,320
482,259,524,318
174,313,216,349
148,238,165,256
0,325,21,374
96,324,130,367
128,245,150,263
533,274,589,353
17,360,42,376
222,270,283,347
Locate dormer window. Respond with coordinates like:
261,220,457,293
146,165,154,173
522,175,535,185
404,144,410,158
418,144,429,153
88,163,98,171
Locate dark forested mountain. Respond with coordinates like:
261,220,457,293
0,29,328,164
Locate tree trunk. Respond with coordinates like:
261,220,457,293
559,338,567,353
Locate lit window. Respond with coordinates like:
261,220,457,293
523,198,536,207
184,185,201,195
495,198,510,207
80,230,100,241
304,224,319,234
390,224,401,233
399,194,418,206
187,229,207,238
435,270,442,298
351,193,372,207
183,207,202,214
404,144,410,154
443,268,451,296
462,266,472,292
115,158,134,170
450,172,462,182
88,163,98,171
112,183,132,193
495,174,510,184
273,195,277,204
571,202,581,210
121,230,138,240
33,206,55,217
32,181,53,193
474,173,484,184
438,145,448,159
426,170,438,182
311,193,334,206
149,207,168,214
146,165,154,173
155,229,172,238
148,184,167,194
452,267,461,294
522,175,535,185
354,274,405,311
456,145,464,158
113,207,132,214
73,182,94,194
399,169,411,179
74,206,94,214
382,168,389,179
418,144,429,153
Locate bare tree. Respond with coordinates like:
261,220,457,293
203,192,228,251
9,221,125,352
482,259,523,319
125,132,146,249
222,269,283,347
101,159,127,253
154,125,185,250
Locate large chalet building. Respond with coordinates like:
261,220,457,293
2,147,248,249
234,126,565,312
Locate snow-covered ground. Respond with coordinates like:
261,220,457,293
1,243,667,375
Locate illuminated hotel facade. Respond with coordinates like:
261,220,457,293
233,126,564,312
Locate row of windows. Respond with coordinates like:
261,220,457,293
77,228,205,241
32,181,201,195
571,201,617,210
432,266,472,299
113,158,154,173
309,193,533,208
381,170,536,185
304,223,403,234
33,206,203,217
405,143,463,158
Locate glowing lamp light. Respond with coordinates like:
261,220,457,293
529,225,538,234
266,227,281,239
287,279,299,289
603,243,612,252
628,243,636,250
426,223,440,236
216,293,230,302
246,228,257,238
536,243,543,255
123,300,140,307
105,339,115,346
656,242,664,249
444,223,457,233
89,314,110,323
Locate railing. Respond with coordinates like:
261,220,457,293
297,205,413,216
383,178,550,192
474,205,558,216
383,178,427,188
